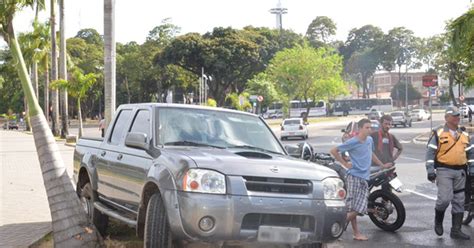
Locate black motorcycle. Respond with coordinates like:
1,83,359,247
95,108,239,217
287,143,406,232
462,171,474,225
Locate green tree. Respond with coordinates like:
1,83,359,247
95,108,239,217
390,82,422,107
450,7,474,87
51,71,97,137
0,1,102,246
245,72,281,108
305,16,337,48
340,25,384,98
266,44,346,118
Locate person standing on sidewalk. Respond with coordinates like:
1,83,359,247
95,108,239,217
98,115,106,138
330,118,392,241
426,106,473,240
371,115,403,166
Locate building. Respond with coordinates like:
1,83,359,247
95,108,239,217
370,71,448,107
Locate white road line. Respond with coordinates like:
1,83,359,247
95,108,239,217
400,156,423,162
406,189,437,201
399,140,411,144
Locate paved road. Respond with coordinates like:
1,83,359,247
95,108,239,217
0,130,74,248
2,113,474,247
277,113,474,247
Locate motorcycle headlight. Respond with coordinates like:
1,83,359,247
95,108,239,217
322,177,346,200
183,169,226,194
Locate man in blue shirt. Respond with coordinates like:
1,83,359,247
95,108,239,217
330,118,392,241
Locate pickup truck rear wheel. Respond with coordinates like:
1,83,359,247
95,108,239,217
79,183,109,236
144,193,174,248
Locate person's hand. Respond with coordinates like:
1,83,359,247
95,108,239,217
344,161,352,169
427,172,436,183
382,162,393,168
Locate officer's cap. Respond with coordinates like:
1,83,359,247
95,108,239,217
445,106,460,116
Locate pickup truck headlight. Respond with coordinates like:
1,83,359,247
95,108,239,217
322,178,346,200
183,169,226,194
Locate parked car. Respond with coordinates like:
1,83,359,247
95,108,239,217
2,121,19,130
390,111,412,127
341,120,379,142
367,110,384,120
73,103,346,247
280,118,309,140
410,109,431,121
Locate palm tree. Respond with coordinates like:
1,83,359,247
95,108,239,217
59,0,68,138
104,0,116,130
51,71,97,138
50,0,60,136
0,2,102,246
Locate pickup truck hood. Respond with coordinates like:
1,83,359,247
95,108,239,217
167,148,336,181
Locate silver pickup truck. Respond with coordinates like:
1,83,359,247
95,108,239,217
73,103,346,247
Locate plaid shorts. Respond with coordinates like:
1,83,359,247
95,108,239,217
346,174,369,214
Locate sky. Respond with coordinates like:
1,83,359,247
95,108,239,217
8,0,474,45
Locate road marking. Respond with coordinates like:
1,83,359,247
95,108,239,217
406,189,436,201
400,140,411,144
400,156,423,162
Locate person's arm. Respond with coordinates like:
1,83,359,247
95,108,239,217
426,130,439,182
330,146,351,169
392,135,403,161
372,153,392,168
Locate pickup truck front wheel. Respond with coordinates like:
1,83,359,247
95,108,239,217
144,193,174,248
79,183,109,236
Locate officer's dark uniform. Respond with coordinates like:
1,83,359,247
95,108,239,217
425,107,474,240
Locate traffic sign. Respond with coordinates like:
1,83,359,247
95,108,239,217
422,75,438,87
460,95,465,101
257,95,264,102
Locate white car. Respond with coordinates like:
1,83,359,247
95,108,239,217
280,118,308,140
410,109,431,121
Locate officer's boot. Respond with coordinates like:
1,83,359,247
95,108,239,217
434,209,445,236
450,213,470,240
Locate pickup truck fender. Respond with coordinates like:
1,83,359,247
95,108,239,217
136,158,194,239
78,152,99,190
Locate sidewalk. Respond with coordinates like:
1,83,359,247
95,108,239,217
0,130,75,248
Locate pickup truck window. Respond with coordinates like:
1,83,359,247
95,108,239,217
129,109,151,139
157,107,285,155
109,109,132,145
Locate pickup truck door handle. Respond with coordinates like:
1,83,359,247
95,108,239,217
100,151,106,157
117,154,123,160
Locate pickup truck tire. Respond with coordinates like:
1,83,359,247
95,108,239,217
144,193,174,248
79,183,109,236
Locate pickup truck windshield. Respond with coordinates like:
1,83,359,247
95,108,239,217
157,107,285,155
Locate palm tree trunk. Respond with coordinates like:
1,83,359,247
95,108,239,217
50,0,60,136
6,21,102,247
124,76,131,103
104,0,116,131
32,62,39,99
77,98,83,138
44,55,50,122
59,0,68,138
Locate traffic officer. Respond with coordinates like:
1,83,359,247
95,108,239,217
426,106,474,240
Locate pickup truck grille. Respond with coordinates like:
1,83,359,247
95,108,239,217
243,176,312,194
241,213,315,231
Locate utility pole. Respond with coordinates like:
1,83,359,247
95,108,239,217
405,66,409,113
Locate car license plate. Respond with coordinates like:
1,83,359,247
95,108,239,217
389,177,403,191
257,226,300,244
289,132,295,135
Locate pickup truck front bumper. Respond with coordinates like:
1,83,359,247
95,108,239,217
168,191,346,245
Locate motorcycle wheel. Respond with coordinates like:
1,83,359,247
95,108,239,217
463,210,473,225
368,190,406,232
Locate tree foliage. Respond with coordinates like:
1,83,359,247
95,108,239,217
266,43,347,116
305,16,337,48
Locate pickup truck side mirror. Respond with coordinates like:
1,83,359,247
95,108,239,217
125,132,149,150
